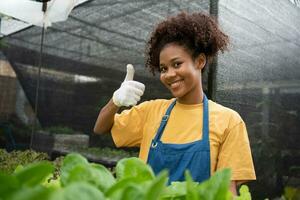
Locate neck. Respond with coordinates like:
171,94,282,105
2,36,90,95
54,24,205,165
177,89,204,105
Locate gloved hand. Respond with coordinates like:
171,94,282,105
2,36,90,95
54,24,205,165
112,64,145,107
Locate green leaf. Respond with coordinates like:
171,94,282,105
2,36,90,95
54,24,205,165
160,196,186,200
10,185,54,200
144,171,168,200
196,168,232,200
90,163,116,190
284,186,300,200
120,184,144,200
105,177,148,199
161,182,187,200
60,153,88,187
13,162,54,187
43,176,61,189
50,182,105,200
13,165,24,173
116,157,155,182
185,171,199,200
235,185,251,200
0,172,20,199
63,163,115,192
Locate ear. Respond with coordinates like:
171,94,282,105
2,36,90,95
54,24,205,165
195,53,206,70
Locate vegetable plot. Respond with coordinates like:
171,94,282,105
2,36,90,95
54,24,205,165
0,153,251,200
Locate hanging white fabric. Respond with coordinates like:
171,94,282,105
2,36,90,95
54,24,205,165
0,0,78,28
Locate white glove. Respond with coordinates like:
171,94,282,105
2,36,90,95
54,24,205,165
112,64,145,107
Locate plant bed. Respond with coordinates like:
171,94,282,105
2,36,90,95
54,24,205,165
31,130,89,155
89,133,115,148
0,148,49,174
51,147,138,168
31,129,137,168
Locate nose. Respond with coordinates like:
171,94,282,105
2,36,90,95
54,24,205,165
165,67,176,79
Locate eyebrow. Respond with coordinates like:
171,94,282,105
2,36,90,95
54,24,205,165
170,57,180,62
160,57,181,66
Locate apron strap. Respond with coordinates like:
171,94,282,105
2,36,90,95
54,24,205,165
153,100,176,142
153,94,209,143
202,95,209,144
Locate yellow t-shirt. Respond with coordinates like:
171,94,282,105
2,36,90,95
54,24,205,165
111,99,256,182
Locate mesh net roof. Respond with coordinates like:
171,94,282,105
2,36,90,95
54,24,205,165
2,0,210,76
0,0,211,130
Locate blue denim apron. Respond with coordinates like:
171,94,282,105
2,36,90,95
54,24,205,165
147,95,210,183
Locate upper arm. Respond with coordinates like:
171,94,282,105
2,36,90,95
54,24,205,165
111,101,150,147
217,117,256,183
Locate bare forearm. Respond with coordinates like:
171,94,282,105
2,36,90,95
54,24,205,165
230,181,237,196
93,99,119,134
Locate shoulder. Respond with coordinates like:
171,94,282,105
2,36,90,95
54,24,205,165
138,98,175,109
124,98,174,116
209,100,244,127
209,101,249,145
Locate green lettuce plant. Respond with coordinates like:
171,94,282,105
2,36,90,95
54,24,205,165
0,153,252,200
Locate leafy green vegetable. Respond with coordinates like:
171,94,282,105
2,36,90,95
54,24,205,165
197,169,232,200
105,177,146,199
115,157,155,181
64,163,115,192
50,182,105,200
235,185,251,200
144,171,168,200
43,175,61,189
0,153,257,200
161,181,187,199
186,171,200,200
13,162,54,187
13,165,24,173
119,184,144,200
91,163,116,190
284,186,300,200
60,153,89,186
59,153,116,192
10,186,54,200
0,172,20,199
186,169,232,200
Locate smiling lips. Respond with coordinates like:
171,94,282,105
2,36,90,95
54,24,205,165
169,79,184,89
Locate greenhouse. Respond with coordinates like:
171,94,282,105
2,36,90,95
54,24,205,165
0,0,299,199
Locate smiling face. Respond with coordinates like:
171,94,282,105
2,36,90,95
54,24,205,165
159,43,206,104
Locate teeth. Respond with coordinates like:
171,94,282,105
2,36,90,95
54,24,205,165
170,80,182,88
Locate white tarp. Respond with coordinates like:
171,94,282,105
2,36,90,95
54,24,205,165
0,0,79,28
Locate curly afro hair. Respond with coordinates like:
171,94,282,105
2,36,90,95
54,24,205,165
145,12,229,75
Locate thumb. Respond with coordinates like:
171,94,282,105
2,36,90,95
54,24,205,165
124,64,135,81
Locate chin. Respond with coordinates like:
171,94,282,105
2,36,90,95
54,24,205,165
171,91,184,98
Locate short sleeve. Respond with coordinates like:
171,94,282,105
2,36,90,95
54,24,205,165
111,101,150,148
217,119,256,182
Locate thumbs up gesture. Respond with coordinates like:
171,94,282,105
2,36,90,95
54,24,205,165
112,64,145,107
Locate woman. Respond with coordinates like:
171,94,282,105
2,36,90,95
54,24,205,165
94,12,256,194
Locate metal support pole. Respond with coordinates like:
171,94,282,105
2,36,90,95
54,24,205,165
30,0,49,149
208,0,219,101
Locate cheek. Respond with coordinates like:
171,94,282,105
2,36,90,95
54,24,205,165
160,74,165,83
160,75,169,87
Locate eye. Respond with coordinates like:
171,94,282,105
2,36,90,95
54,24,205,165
160,66,167,73
173,62,182,68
